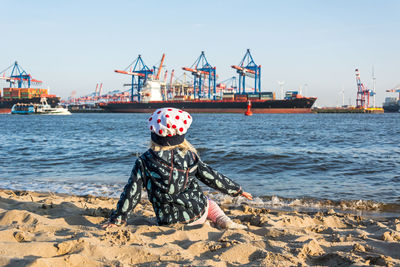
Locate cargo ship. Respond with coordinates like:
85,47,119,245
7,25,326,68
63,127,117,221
382,87,400,113
99,51,316,113
0,88,60,113
0,88,60,114
0,62,60,113
99,81,316,113
382,97,399,113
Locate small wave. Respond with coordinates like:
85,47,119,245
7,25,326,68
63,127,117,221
209,192,400,218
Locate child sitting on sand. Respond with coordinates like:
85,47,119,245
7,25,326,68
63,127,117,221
103,108,252,229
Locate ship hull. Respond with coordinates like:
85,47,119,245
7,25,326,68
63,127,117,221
100,98,317,114
0,97,60,114
383,106,399,113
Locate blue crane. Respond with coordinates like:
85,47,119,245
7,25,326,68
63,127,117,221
182,51,216,100
0,61,42,88
231,49,261,94
114,55,153,101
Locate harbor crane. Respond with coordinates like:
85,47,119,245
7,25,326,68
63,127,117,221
231,49,261,94
114,55,153,101
154,53,166,81
0,61,42,88
355,69,373,108
182,51,216,100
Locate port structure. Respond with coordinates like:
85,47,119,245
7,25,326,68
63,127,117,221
216,76,237,93
355,69,373,108
386,85,400,98
231,49,261,94
114,55,153,101
0,61,42,88
182,51,216,100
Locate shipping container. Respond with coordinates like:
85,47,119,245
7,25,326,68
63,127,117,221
234,94,247,101
259,92,275,100
247,93,260,99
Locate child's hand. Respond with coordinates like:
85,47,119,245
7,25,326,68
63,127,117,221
241,191,253,200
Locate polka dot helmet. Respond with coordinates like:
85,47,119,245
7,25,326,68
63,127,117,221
148,107,192,137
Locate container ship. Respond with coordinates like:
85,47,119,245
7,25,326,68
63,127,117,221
0,62,60,113
99,83,316,113
382,86,400,113
99,51,317,113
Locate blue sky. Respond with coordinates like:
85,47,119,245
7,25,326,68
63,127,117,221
0,0,399,106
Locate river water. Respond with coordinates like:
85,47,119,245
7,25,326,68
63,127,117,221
1,113,399,214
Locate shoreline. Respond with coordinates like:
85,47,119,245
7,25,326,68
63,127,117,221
0,188,399,266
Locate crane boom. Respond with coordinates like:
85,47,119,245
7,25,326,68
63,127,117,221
182,67,209,75
114,69,146,77
0,76,42,83
163,70,168,83
231,65,256,74
169,69,175,86
155,53,165,80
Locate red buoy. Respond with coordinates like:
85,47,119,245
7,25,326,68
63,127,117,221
245,100,253,116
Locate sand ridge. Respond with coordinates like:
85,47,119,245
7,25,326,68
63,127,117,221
0,189,399,266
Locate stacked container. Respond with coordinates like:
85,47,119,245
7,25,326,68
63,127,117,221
260,92,275,100
222,93,234,100
234,94,247,101
3,88,12,99
285,91,298,100
247,93,260,100
11,89,20,99
2,88,49,99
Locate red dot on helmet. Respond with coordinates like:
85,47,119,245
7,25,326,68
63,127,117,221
157,111,161,114
175,115,179,120
159,130,163,134
179,127,184,132
166,114,169,118
157,119,161,123
172,125,176,129
149,117,152,121
183,120,187,124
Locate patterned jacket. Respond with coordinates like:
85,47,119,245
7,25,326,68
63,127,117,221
109,148,243,226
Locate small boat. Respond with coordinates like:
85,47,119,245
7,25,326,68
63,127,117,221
11,103,35,114
11,98,71,115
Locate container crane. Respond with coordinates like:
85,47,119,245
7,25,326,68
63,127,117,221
182,51,216,100
168,69,175,99
231,49,261,94
355,69,372,108
155,53,166,81
0,61,42,88
114,55,153,101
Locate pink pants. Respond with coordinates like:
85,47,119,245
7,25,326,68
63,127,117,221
188,199,229,226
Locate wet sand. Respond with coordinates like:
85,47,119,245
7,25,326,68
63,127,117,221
0,189,399,266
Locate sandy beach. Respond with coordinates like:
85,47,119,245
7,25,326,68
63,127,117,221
0,189,399,266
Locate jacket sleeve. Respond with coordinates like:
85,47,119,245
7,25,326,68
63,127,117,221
195,157,243,197
109,158,144,224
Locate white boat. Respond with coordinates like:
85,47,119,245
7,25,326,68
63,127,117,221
36,98,71,115
11,98,71,115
